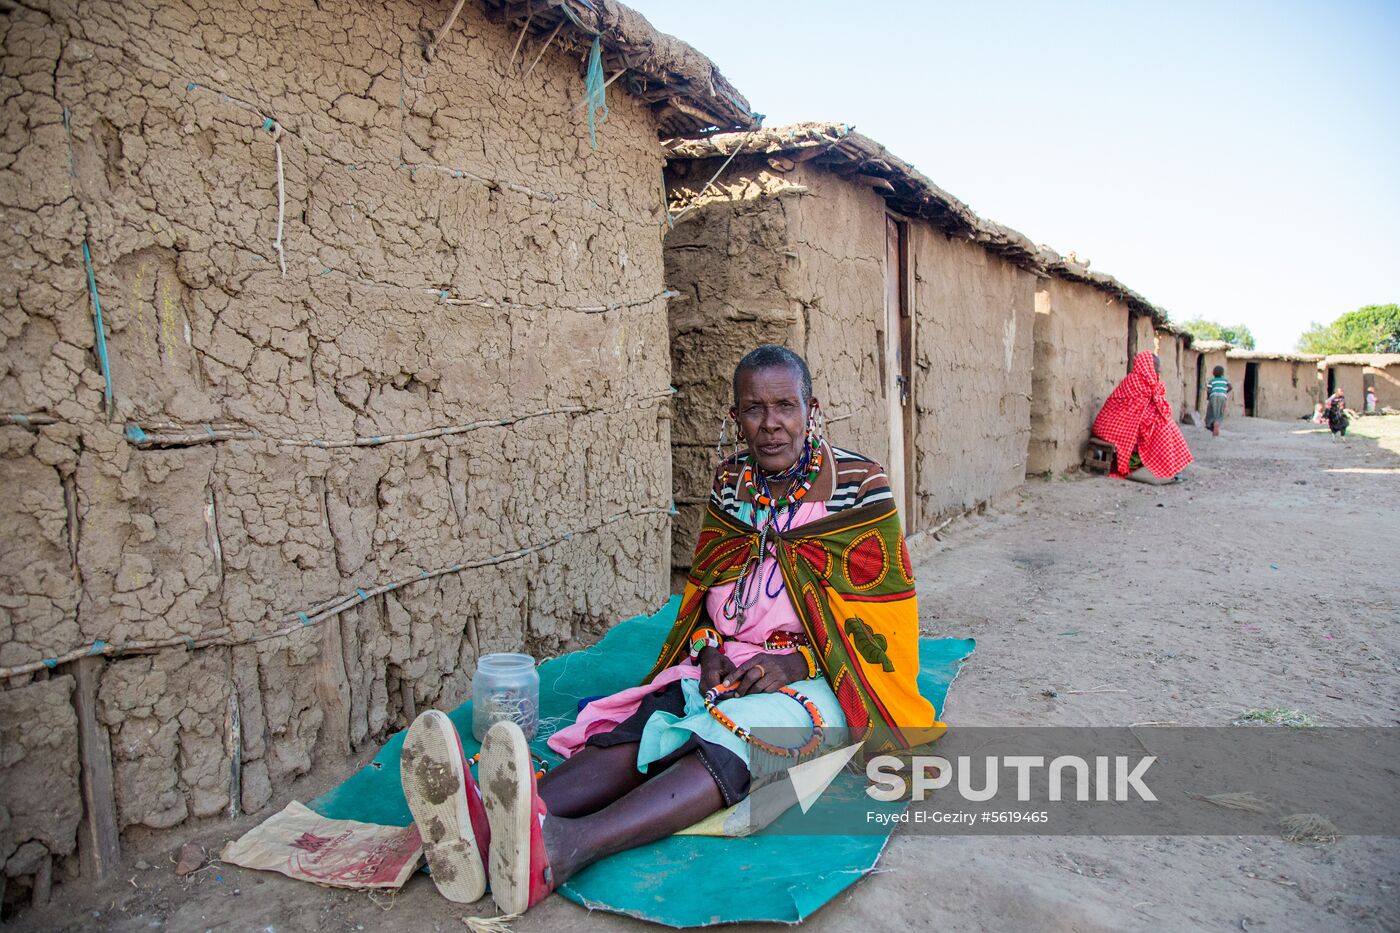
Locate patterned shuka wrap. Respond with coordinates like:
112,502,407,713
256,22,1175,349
643,494,944,758
1092,351,1194,479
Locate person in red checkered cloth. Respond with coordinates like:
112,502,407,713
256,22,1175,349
1092,351,1193,484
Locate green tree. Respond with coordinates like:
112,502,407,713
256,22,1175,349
1297,304,1400,354
1179,318,1256,349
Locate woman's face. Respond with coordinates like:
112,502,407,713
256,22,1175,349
732,365,811,473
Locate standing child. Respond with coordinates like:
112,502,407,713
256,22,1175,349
1205,366,1231,437
1365,385,1377,414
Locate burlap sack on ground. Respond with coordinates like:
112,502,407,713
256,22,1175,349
221,801,422,889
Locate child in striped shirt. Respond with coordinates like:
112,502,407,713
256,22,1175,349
1205,367,1231,437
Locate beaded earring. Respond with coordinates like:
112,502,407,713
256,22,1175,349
715,413,733,462
806,399,826,452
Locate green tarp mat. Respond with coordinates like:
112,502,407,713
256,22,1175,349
310,596,974,926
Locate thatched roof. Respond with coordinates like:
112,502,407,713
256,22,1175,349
1322,353,1400,367
480,0,756,137
663,122,1170,325
1192,340,1234,352
1226,349,1324,363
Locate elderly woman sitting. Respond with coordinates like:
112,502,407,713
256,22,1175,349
399,345,940,913
1092,351,1194,484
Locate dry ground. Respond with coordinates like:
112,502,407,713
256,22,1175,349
16,416,1400,932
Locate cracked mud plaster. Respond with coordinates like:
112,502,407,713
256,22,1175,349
2,0,673,845
1153,331,1197,422
664,156,1037,573
910,228,1036,529
0,676,82,902
1027,279,1130,475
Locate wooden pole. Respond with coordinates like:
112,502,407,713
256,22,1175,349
73,657,120,881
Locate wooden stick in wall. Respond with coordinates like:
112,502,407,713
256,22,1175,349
73,656,120,881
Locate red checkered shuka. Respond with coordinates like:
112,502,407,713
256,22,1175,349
1091,351,1194,479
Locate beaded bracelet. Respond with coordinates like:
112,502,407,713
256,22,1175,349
795,644,819,679
689,627,724,661
762,631,810,651
702,682,825,759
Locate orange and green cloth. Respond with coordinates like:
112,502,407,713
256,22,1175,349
646,499,945,756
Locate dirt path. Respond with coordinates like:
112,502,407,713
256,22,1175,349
18,417,1400,932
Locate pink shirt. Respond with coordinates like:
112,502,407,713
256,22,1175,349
546,500,828,757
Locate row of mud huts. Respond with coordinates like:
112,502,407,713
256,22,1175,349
1,0,1396,914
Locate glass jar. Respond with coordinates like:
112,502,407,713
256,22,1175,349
470,652,540,742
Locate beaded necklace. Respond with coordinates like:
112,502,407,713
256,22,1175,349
723,440,823,623
703,682,825,759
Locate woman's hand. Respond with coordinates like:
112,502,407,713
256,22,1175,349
722,652,811,696
698,645,737,693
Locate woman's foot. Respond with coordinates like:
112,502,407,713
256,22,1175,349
401,710,490,903
479,720,555,914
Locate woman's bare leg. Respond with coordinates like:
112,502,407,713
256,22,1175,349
537,742,651,817
543,752,724,885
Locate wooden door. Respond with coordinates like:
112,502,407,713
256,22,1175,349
884,216,912,525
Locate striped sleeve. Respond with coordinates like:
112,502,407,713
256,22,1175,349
829,446,893,512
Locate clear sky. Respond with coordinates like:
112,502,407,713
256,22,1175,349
628,0,1400,352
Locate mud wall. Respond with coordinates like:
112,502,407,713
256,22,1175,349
1364,362,1400,408
1327,364,1367,410
0,0,673,896
1127,313,1156,371
663,161,801,583
1250,360,1323,419
1153,332,1192,420
665,155,1034,566
1183,347,1202,417
782,163,892,464
1028,279,1129,474
909,228,1036,527
663,156,890,581
1153,330,1183,421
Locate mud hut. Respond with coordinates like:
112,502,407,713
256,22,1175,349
1181,343,1203,420
1191,340,1233,413
662,123,1041,579
1026,258,1168,475
1223,350,1326,419
1153,324,1194,422
1322,354,1400,410
0,0,753,908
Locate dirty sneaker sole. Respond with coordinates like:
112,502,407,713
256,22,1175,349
401,710,486,903
479,720,533,915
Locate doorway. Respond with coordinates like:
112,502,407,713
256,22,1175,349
883,216,913,527
1194,355,1206,412
1244,362,1259,416
1326,367,1336,397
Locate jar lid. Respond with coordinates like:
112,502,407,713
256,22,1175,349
477,652,536,672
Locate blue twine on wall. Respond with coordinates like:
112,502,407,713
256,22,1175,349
355,588,369,602
82,240,114,415
125,424,148,443
62,108,78,178
43,658,57,669
583,36,608,150
297,611,311,625
89,640,107,654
